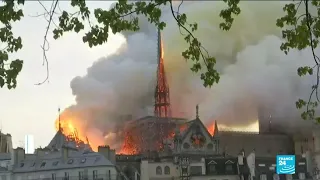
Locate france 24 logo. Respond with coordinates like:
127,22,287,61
276,155,295,174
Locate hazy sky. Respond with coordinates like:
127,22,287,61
0,1,124,148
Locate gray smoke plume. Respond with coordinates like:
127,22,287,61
61,1,319,150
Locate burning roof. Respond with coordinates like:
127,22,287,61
47,128,92,152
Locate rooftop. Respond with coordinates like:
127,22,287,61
13,150,114,173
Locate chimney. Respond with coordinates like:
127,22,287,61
141,160,149,180
6,134,14,167
98,145,116,164
5,134,13,154
35,147,50,157
305,150,313,175
13,147,25,165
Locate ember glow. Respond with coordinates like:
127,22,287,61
118,131,138,155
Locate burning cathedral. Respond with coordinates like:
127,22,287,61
45,29,312,180
112,30,309,180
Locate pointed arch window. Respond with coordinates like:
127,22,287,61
164,166,170,175
156,166,162,175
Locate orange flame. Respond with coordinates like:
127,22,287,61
55,113,101,151
161,36,164,59
207,123,215,136
167,124,188,138
118,131,138,155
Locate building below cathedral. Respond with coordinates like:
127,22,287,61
0,127,126,180
0,107,316,180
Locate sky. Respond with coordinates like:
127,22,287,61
0,1,123,148
0,1,317,150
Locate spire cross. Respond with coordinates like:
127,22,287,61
196,104,199,119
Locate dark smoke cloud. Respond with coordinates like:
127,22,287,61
62,1,319,150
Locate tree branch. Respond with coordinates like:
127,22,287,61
304,0,320,112
35,0,59,85
169,1,209,67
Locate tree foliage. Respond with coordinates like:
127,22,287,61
1,0,320,121
275,0,320,121
0,0,24,89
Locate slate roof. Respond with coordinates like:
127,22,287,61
47,129,92,152
47,130,66,150
0,153,11,160
13,151,114,173
218,131,294,157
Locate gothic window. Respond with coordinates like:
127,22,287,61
207,143,213,150
183,143,190,149
164,166,170,175
190,131,206,148
156,166,162,175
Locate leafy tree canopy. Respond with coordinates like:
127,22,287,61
1,0,320,121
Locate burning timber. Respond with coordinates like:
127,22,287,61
120,116,187,155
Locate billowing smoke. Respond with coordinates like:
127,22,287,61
61,1,319,150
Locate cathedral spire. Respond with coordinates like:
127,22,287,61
214,120,219,136
154,28,171,118
58,107,62,132
196,105,199,119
